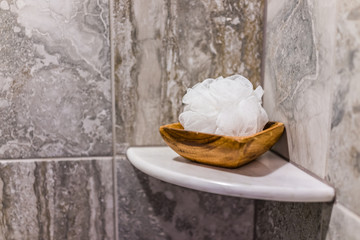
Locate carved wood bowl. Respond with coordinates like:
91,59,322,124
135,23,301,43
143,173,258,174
159,122,284,168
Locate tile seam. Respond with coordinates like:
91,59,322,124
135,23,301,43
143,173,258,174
108,0,119,239
336,202,360,221
0,156,113,163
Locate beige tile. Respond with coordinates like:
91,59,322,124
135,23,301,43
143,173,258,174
326,204,360,240
327,0,360,215
263,0,336,177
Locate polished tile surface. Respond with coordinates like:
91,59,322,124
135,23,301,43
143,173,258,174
117,156,254,240
263,0,336,177
113,0,265,154
326,204,360,240
0,158,114,240
261,0,360,239
0,0,112,159
327,0,360,216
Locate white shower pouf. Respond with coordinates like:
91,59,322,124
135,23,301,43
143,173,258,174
179,75,269,137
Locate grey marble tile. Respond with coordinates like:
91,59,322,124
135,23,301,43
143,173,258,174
263,0,336,177
326,204,360,240
113,0,265,154
327,0,360,216
116,156,254,240
0,158,114,240
0,0,112,159
255,200,333,240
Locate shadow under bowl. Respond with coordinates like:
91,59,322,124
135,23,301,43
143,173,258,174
159,122,285,168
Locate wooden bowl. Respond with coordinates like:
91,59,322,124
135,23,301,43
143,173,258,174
159,122,284,168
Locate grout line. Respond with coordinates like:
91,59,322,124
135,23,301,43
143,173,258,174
253,199,258,239
108,0,119,239
110,4,117,159
253,1,268,238
336,202,360,221
0,156,113,163
259,0,267,88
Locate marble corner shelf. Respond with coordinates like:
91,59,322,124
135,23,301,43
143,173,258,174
126,147,335,202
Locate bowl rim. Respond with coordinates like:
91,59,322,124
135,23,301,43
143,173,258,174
159,121,284,140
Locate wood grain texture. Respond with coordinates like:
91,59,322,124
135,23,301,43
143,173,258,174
159,122,284,168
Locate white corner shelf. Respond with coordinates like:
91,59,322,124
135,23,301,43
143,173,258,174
126,146,335,202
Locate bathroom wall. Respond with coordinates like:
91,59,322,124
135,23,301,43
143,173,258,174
116,156,254,240
258,0,360,239
0,0,114,239
0,0,112,159
327,0,360,237
5,0,358,239
112,0,265,239
113,0,265,152
0,0,265,239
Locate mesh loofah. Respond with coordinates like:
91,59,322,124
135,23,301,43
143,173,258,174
179,75,268,137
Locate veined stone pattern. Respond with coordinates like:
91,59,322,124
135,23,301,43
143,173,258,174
0,0,112,159
259,1,360,239
0,158,114,240
327,0,360,216
326,204,360,240
263,0,336,177
113,0,265,153
116,156,254,240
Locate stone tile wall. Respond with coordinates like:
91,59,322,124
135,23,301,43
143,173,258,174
5,0,360,239
263,0,336,178
0,158,114,240
0,0,115,239
258,0,360,239
116,156,254,240
327,0,360,217
325,204,360,240
325,0,360,238
0,0,265,239
113,0,265,153
255,201,332,240
112,1,265,239
0,0,112,159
